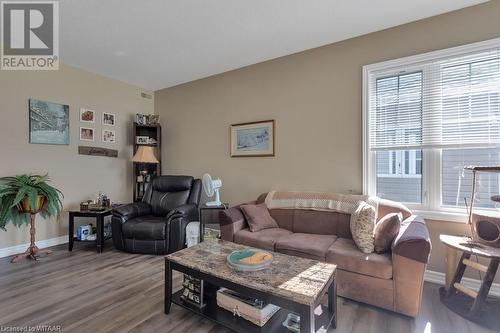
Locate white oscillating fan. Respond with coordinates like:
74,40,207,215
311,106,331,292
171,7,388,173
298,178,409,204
202,174,222,206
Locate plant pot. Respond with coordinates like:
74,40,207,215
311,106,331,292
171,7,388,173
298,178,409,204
16,195,47,214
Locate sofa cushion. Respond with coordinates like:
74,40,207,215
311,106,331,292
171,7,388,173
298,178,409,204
240,203,279,232
350,201,376,253
374,212,402,254
150,190,190,216
275,233,337,261
152,175,194,192
326,238,392,279
233,228,292,251
122,215,166,240
293,210,337,235
268,209,294,231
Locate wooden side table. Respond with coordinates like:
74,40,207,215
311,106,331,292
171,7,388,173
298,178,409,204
68,209,113,253
439,234,500,330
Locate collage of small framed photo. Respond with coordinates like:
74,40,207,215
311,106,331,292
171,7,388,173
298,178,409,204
79,109,117,144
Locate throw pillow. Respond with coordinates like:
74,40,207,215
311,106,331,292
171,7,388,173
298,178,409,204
350,201,376,253
373,213,402,254
240,203,279,232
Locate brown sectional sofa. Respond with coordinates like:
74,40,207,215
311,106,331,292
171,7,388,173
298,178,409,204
219,194,431,317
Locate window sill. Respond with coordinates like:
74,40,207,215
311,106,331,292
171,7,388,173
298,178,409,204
413,206,500,223
412,209,468,223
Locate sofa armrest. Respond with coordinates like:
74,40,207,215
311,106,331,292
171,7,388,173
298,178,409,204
219,206,247,242
392,215,431,264
112,202,152,223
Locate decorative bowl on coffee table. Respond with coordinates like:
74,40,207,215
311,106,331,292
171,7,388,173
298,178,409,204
226,248,273,271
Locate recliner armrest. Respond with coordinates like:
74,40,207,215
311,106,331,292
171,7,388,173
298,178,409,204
166,203,199,253
166,203,199,222
392,215,431,264
113,202,152,223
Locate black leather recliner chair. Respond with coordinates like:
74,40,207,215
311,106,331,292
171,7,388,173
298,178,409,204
111,175,201,254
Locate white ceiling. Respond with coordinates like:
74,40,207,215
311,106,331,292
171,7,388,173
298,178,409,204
60,0,488,91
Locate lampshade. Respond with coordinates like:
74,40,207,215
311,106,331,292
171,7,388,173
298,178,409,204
132,146,159,164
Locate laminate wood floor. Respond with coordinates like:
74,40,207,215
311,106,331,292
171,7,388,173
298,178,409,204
0,243,497,333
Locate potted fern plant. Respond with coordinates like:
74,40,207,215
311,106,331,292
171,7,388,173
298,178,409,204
0,174,63,262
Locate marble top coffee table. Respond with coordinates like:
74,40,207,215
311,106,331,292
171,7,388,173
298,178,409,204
165,239,337,333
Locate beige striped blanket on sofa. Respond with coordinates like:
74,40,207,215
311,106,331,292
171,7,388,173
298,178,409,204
264,190,378,214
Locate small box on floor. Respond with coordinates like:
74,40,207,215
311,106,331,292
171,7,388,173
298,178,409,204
77,224,92,241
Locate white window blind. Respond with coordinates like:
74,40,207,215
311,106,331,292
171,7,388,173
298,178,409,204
364,39,500,218
369,49,500,151
372,71,423,150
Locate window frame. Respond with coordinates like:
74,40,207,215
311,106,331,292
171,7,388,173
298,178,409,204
363,37,500,223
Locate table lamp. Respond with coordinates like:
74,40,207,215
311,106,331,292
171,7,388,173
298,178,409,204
132,146,159,195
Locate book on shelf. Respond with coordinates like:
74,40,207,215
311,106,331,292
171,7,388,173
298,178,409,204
181,274,204,307
216,288,280,327
203,227,220,240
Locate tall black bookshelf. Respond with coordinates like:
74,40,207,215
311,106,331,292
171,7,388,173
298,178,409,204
133,122,161,201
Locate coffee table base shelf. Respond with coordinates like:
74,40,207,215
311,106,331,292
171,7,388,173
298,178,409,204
171,290,334,333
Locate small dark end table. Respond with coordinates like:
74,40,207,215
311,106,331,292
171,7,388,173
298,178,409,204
199,203,228,242
68,208,113,253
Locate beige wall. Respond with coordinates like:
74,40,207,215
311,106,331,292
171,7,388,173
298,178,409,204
0,64,153,249
155,0,500,281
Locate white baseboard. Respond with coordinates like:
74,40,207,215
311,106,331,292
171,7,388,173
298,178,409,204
425,269,500,297
0,236,68,258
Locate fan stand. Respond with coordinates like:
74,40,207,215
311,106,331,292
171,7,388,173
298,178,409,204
205,188,222,207
11,213,52,263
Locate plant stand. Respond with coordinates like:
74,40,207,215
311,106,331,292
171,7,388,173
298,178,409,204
11,213,52,263
439,235,500,330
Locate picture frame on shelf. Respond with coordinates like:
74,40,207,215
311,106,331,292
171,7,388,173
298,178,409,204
102,129,116,143
80,127,94,141
149,115,160,125
136,136,149,144
80,108,95,123
136,114,146,125
102,112,115,126
230,120,275,157
136,113,160,126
